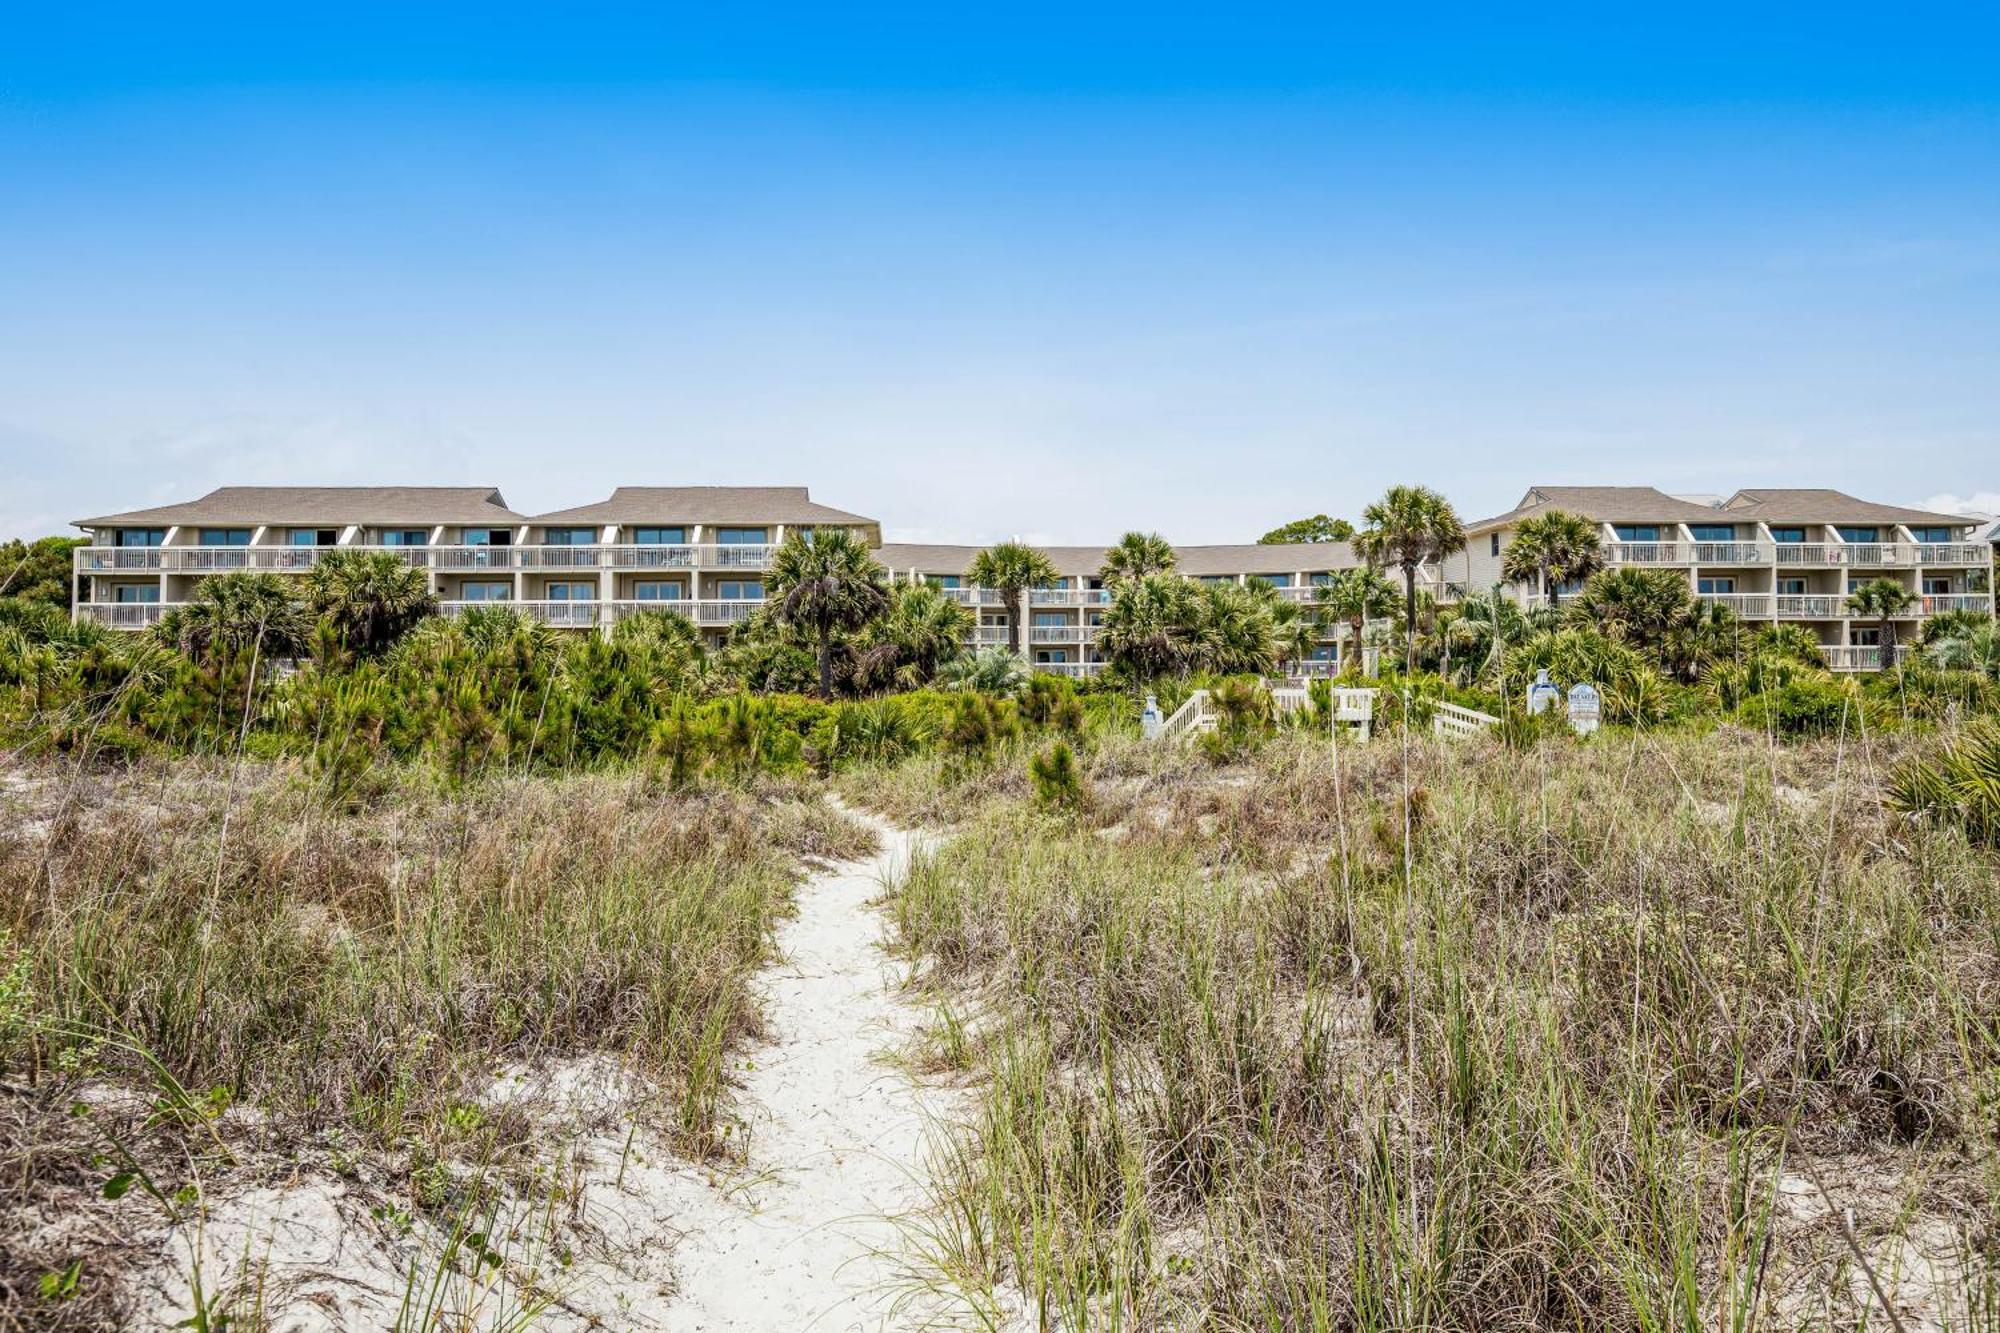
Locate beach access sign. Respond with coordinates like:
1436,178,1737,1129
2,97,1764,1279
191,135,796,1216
1528,669,1561,716
1566,683,1602,736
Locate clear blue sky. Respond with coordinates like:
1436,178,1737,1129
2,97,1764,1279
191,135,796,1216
4,4,1998,542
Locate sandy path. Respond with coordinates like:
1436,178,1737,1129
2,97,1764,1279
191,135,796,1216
665,803,951,1332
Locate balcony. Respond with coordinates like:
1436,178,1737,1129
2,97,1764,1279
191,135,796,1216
76,544,438,573
1032,661,1107,679
699,543,775,571
75,602,169,628
1821,645,1910,672
1604,542,1686,565
1696,593,1772,616
1029,587,1112,607
1915,543,1990,565
1918,593,1990,615
1775,594,1844,619
1839,543,1919,568
1690,542,1767,564
1027,626,1090,644
435,597,766,629
1773,544,1841,567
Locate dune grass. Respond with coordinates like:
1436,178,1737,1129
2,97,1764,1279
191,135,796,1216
0,756,872,1328
881,727,2000,1330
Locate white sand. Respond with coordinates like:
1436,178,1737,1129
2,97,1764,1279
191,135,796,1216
120,802,964,1331
664,803,958,1331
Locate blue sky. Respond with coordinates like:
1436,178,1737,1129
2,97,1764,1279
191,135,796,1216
4,4,1998,542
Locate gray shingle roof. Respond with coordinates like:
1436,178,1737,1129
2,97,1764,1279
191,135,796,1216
875,541,1360,579
1466,486,1729,533
1721,489,1971,527
529,486,878,531
75,486,523,529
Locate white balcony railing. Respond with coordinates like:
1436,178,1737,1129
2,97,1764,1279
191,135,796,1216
1919,593,1990,615
75,602,169,627
1840,543,1919,568
1690,542,1768,564
1697,593,1773,616
1774,544,1841,567
1915,543,1990,565
697,544,775,571
1775,594,1845,619
1605,542,1686,565
1821,645,1911,672
1027,626,1089,644
1032,661,1108,678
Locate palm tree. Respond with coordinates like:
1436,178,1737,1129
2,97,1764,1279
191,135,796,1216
1098,572,1199,679
1190,581,1284,675
1314,566,1398,676
1444,585,1529,686
1569,567,1694,649
966,541,1059,657
1928,618,2000,678
766,530,889,698
1354,486,1466,668
1499,509,1604,609
1098,531,1176,584
156,571,311,664
304,549,438,657
1846,578,1917,666
857,582,974,689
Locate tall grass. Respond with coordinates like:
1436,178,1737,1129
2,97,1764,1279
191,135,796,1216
0,755,871,1327
882,729,2000,1329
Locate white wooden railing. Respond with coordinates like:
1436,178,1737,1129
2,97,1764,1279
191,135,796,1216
1159,689,1211,739
1432,702,1500,741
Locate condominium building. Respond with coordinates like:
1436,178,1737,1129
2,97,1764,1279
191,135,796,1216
1447,486,1993,669
70,481,1992,673
876,542,1363,675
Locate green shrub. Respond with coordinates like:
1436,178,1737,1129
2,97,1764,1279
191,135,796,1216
1028,740,1088,811
1887,723,2000,844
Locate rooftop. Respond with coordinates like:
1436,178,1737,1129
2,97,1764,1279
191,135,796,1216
76,486,523,529
529,486,879,537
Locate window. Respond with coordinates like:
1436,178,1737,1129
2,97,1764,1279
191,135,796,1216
115,529,166,547
1490,533,1501,557
1032,612,1070,627
1778,578,1807,595
634,527,686,545
1310,571,1335,586
380,529,429,547
717,579,763,600
544,528,597,546
634,581,683,601
1613,525,1660,542
545,582,596,601
113,584,160,603
1697,577,1736,594
1250,573,1293,587
289,529,338,547
1850,627,1881,646
1690,524,1735,542
1034,649,1070,665
1198,575,1235,586
716,527,767,546
1308,644,1337,662
1837,526,1879,545
198,529,251,546
1769,527,1806,544
463,528,511,547
926,575,962,589
1924,578,1951,595
1911,526,1952,543
459,582,512,602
